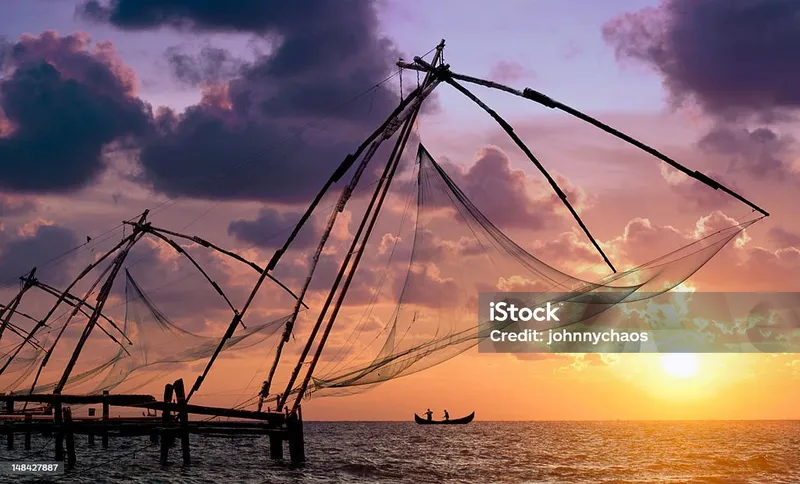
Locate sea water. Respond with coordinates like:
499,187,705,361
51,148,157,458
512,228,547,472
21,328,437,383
2,420,798,483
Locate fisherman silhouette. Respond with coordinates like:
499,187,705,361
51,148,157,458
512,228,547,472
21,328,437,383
424,408,433,421
443,410,449,421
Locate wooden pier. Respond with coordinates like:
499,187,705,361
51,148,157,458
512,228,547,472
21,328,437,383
0,378,305,471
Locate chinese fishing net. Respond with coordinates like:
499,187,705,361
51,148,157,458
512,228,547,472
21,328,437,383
0,269,289,395
296,143,757,398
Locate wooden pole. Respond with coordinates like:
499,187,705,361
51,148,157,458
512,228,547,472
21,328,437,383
268,431,283,459
438,68,770,217
429,67,617,273
160,383,173,465
284,43,444,413
0,268,36,343
53,215,148,395
287,405,305,465
0,231,136,376
6,395,13,450
54,399,63,461
101,390,109,449
186,81,432,403
173,379,190,466
87,408,95,447
23,414,31,450
275,76,443,413
64,407,76,470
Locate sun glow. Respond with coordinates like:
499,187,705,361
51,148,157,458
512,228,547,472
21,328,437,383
661,354,699,379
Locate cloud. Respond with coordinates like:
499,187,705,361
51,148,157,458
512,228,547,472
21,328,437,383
658,164,740,211
769,227,800,249
81,0,407,204
0,195,37,217
0,224,79,286
438,146,592,231
165,45,246,87
488,60,534,84
697,126,797,181
0,31,152,193
227,208,320,250
602,0,800,120
79,0,319,34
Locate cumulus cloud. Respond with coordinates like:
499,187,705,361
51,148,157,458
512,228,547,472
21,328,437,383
80,0,409,204
227,208,320,250
439,146,592,231
602,0,800,120
698,126,797,180
0,31,152,193
165,45,246,87
0,224,79,286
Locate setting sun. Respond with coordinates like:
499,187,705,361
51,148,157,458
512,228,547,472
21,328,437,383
661,354,699,379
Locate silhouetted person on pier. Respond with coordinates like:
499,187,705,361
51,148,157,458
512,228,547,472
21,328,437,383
443,410,449,421
424,408,433,421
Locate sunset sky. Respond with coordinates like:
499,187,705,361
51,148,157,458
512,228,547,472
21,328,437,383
0,0,799,421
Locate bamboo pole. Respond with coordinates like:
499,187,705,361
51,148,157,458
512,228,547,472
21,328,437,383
145,230,240,316
285,42,445,413
0,268,36,343
402,60,770,218
144,225,307,307
0,229,137,375
267,77,442,412
33,280,132,345
410,57,616,273
186,79,436,403
52,212,149,395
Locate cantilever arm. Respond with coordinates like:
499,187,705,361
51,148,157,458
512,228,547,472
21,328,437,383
407,61,770,218
140,224,308,310
34,280,132,346
410,57,615,273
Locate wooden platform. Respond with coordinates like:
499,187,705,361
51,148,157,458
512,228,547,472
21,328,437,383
1,378,305,470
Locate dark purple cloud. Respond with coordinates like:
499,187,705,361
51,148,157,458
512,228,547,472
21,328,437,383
227,208,320,250
602,0,800,120
0,32,152,193
0,224,79,286
165,45,245,87
80,0,410,203
698,126,795,180
78,0,313,34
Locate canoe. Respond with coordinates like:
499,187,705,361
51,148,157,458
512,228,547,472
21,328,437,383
414,411,474,425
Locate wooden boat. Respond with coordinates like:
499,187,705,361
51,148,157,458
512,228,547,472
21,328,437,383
414,411,474,425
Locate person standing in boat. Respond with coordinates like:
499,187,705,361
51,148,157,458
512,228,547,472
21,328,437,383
443,409,449,421
424,408,433,421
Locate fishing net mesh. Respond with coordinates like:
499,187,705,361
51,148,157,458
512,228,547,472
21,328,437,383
304,144,754,398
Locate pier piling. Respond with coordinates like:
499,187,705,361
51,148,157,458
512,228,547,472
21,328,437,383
64,407,76,470
101,390,109,448
173,379,190,466
24,414,31,450
54,400,63,461
5,395,13,450
287,406,305,465
160,383,173,465
88,408,95,447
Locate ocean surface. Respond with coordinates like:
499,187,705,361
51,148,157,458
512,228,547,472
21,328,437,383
2,420,798,483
